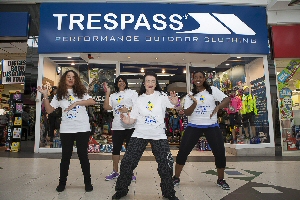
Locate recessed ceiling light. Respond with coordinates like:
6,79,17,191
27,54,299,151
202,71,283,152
67,56,72,58
71,63,75,65
182,59,185,61
225,63,230,66
128,56,131,59
155,57,158,60
237,57,241,58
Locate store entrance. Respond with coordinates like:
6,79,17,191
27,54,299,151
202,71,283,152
36,53,272,155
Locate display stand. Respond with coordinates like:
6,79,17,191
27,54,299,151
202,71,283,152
5,93,23,152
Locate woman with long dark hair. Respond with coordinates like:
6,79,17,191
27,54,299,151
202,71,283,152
112,71,179,200
103,75,138,181
37,70,96,192
173,70,231,190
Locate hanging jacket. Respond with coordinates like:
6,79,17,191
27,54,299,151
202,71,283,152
241,94,257,115
225,96,242,114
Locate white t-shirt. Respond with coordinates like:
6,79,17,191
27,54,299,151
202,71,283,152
130,91,174,140
109,89,138,130
50,89,92,133
184,86,227,125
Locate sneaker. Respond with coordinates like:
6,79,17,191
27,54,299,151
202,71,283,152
172,176,180,186
132,174,136,182
112,192,127,200
105,171,119,181
217,179,230,190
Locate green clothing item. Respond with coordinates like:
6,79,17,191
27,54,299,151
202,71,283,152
241,94,257,115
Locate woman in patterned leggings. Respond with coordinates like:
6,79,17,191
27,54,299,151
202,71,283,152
112,71,179,200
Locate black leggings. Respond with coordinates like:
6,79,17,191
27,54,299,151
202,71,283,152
176,126,226,168
112,129,134,155
59,132,91,184
115,137,175,197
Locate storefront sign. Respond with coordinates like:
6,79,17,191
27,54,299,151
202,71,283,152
0,12,30,39
272,25,300,58
1,60,26,84
277,60,300,91
39,3,269,54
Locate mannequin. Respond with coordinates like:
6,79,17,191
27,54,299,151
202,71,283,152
240,86,257,139
225,90,242,143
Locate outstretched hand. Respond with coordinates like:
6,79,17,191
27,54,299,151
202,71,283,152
37,86,49,97
169,91,179,105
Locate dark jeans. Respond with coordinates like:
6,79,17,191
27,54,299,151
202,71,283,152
115,137,175,197
59,132,91,185
176,126,226,168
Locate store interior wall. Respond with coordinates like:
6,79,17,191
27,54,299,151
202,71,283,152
245,58,264,85
44,57,60,86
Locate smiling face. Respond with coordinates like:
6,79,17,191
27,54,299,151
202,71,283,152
118,78,126,91
65,71,75,89
144,75,156,94
193,72,206,87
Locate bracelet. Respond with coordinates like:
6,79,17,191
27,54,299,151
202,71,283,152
42,97,49,101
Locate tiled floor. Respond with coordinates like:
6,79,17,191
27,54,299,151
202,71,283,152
1,141,300,200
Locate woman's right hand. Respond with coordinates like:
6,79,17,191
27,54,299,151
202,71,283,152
37,86,48,98
188,94,197,103
103,82,110,94
120,113,131,124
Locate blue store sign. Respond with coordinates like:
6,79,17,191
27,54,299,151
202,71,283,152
0,12,30,39
39,3,269,54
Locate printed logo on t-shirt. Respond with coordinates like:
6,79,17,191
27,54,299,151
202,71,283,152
146,101,154,111
116,95,124,103
66,105,80,119
144,116,157,124
66,95,79,119
114,104,123,115
199,95,205,103
195,105,210,115
68,95,75,103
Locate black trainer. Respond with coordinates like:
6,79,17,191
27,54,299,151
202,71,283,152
172,176,180,186
112,192,127,200
217,179,230,190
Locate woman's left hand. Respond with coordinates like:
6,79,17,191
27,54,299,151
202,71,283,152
64,102,77,112
169,91,179,105
210,106,219,119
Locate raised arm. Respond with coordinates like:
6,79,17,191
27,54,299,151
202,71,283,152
103,82,113,111
37,86,55,114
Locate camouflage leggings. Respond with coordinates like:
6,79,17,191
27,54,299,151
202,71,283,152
115,137,175,197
